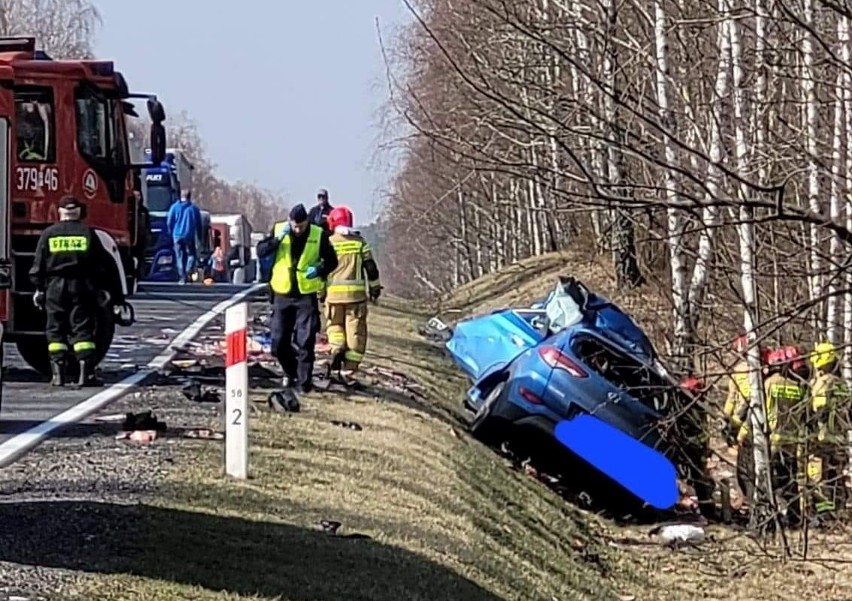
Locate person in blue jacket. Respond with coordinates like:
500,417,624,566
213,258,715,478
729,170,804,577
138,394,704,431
166,190,203,284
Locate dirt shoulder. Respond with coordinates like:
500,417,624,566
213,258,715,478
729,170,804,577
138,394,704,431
1,297,851,601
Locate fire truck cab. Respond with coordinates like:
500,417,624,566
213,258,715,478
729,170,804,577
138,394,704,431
0,37,167,376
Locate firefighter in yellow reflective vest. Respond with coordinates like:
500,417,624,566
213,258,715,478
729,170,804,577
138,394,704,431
737,346,807,526
724,335,753,447
806,341,850,520
322,206,381,380
257,203,338,394
29,196,112,387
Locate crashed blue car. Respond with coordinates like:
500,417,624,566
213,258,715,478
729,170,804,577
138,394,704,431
441,276,685,459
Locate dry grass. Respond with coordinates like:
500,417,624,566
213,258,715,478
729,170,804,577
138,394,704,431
63,255,852,600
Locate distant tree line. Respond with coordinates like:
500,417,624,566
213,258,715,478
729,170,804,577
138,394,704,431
7,0,286,233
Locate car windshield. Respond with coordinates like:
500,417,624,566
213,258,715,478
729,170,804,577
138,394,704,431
145,183,173,213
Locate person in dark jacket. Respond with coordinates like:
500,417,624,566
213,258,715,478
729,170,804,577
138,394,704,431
29,196,112,387
257,203,338,394
307,188,334,232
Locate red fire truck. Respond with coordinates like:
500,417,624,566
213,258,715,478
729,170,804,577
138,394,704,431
0,37,167,376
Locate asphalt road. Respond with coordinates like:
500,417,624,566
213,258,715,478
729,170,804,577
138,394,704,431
0,282,267,444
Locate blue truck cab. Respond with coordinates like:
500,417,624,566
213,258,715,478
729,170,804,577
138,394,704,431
141,148,196,281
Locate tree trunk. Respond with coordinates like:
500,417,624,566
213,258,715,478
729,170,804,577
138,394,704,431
803,0,823,336
742,0,777,534
602,0,643,288
653,0,690,369
826,17,845,345
688,0,730,337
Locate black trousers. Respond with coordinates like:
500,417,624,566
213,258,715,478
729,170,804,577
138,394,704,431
45,278,96,361
270,293,320,389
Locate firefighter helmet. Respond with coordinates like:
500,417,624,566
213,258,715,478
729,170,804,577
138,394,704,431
328,206,354,231
810,341,838,369
766,346,801,368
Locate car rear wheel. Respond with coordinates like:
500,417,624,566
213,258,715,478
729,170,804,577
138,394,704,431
470,378,507,444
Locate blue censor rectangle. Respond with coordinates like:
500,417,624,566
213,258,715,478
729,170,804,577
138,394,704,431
554,415,679,510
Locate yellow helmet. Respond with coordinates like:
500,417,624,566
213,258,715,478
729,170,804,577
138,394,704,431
810,341,838,369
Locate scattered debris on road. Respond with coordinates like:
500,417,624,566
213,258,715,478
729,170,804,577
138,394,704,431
121,410,167,433
93,413,127,424
116,430,159,444
180,379,221,404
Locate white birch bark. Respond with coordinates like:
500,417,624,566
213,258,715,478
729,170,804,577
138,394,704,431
729,0,774,518
842,14,852,379
688,0,730,315
653,0,689,366
826,17,846,345
803,0,823,335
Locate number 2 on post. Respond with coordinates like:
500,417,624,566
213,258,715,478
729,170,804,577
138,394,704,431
231,408,242,426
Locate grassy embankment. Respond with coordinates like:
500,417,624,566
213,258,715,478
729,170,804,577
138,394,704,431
67,250,852,601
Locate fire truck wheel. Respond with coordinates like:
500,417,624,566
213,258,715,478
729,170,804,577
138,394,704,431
15,305,116,377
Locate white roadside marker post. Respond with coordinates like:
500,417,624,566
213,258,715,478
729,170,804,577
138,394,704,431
225,301,249,479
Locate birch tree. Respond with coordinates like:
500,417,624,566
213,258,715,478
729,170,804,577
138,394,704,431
803,0,824,335
0,0,101,58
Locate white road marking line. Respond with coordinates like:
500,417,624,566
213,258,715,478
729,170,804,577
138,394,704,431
0,284,265,468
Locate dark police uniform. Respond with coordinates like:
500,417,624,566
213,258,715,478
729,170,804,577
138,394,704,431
29,196,111,386
308,188,333,233
257,203,338,393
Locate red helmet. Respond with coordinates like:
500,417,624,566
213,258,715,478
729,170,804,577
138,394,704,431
327,206,353,231
766,346,800,368
681,376,704,393
732,334,748,353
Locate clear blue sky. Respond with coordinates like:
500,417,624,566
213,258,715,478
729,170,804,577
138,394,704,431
93,0,411,224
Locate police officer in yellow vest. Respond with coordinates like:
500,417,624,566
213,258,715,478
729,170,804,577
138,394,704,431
29,196,112,387
257,203,338,394
324,206,382,380
806,341,850,521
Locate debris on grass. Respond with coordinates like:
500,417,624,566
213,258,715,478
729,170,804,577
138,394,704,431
649,524,706,548
318,519,372,540
183,429,225,441
268,390,300,413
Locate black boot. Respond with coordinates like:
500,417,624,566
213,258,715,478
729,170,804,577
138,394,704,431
328,349,345,381
76,359,102,387
49,358,65,387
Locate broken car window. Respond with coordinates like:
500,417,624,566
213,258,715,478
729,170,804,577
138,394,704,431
574,336,673,413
